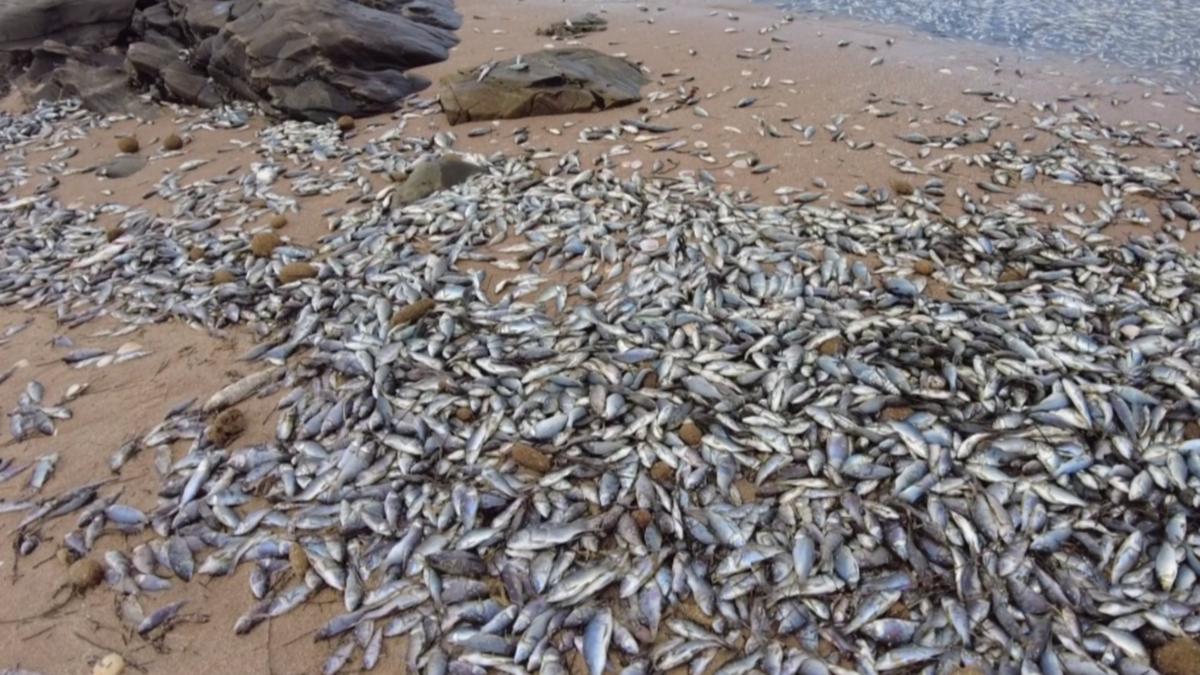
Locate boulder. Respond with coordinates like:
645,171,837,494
203,0,459,121
395,156,483,203
0,0,138,51
127,41,222,108
0,0,460,121
440,48,646,125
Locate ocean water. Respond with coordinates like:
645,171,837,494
773,0,1200,78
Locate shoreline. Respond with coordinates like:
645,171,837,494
2,1,1200,674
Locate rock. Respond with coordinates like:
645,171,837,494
336,114,355,131
678,420,702,447
250,232,282,257
68,557,105,590
817,336,843,355
278,261,317,283
881,405,913,422
126,41,223,108
116,136,139,153
395,156,484,203
289,542,309,576
391,297,436,326
440,48,646,125
511,443,551,472
162,133,183,150
268,213,288,229
734,478,758,502
93,653,126,675
0,0,137,51
188,246,204,261
537,13,608,38
16,51,156,117
212,268,235,284
96,155,146,179
631,509,652,528
913,259,935,275
203,0,460,121
890,178,914,196
998,265,1024,283
650,461,673,483
105,225,123,242
641,370,659,389
1157,638,1200,675
207,408,246,447
454,406,474,422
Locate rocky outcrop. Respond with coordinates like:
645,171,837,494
0,0,138,51
0,0,460,121
440,49,646,125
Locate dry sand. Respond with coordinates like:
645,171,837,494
2,0,1200,673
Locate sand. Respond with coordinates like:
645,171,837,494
2,0,1200,673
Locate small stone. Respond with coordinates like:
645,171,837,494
998,265,1024,283
68,557,104,591
890,178,914,196
949,669,986,675
289,543,309,577
391,298,436,327
734,478,757,502
1185,421,1200,439
268,213,288,229
250,232,283,257
631,509,652,528
93,653,126,675
105,225,122,242
56,547,77,565
678,420,702,446
207,408,246,447
641,371,659,389
511,443,551,472
212,269,236,284
162,133,183,151
188,246,205,261
818,336,843,355
336,115,355,131
650,461,673,483
913,259,935,276
278,262,318,284
1157,638,1200,675
116,136,139,153
881,405,912,422
455,406,475,422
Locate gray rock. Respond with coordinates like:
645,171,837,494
203,0,460,121
396,156,484,204
96,155,147,179
0,0,138,51
1,0,460,121
439,48,646,125
127,41,222,108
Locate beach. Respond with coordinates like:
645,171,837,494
2,0,1200,673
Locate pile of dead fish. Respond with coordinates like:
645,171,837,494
3,98,1200,675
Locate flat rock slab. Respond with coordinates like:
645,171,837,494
0,0,137,51
537,13,608,38
395,156,484,203
440,48,646,125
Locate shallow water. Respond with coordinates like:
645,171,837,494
774,0,1200,78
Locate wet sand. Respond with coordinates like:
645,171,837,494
2,0,1200,673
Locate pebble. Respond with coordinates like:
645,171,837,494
93,653,126,675
67,557,104,591
207,408,246,447
277,262,318,284
162,133,183,151
678,420,703,446
249,232,282,257
510,443,551,472
116,136,139,154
